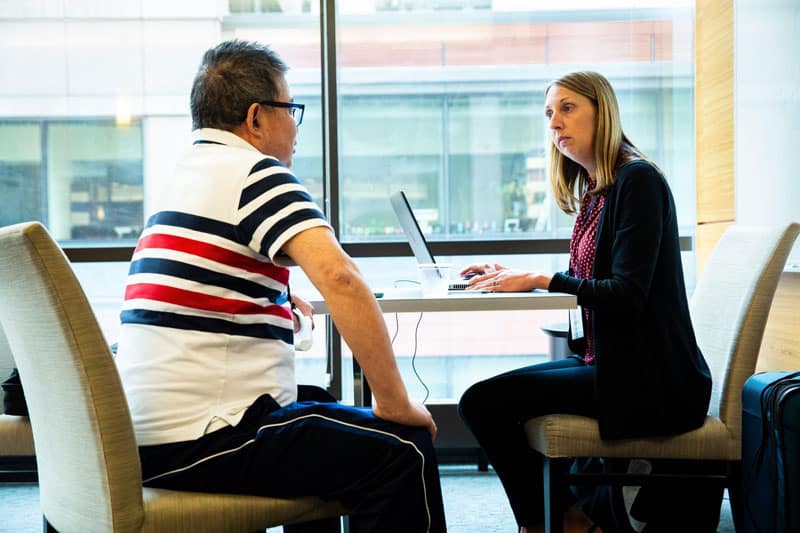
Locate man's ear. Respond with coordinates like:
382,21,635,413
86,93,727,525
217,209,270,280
232,103,265,148
245,102,261,133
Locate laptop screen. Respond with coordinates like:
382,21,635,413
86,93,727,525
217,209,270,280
390,191,471,291
390,190,437,266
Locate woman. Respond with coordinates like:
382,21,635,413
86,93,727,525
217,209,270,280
457,71,713,532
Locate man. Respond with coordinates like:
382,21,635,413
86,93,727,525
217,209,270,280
115,39,446,533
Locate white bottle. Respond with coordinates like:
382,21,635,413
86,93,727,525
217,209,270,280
292,307,314,351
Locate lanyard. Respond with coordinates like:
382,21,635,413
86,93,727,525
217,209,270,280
582,195,597,224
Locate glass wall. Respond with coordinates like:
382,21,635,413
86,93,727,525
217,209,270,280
0,123,43,229
0,1,695,243
0,121,144,241
334,2,695,242
0,0,696,403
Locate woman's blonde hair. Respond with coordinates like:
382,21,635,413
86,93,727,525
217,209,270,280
546,71,649,215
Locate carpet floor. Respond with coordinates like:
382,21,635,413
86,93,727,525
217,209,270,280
0,465,735,532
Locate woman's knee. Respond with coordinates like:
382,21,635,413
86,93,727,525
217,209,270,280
458,379,495,422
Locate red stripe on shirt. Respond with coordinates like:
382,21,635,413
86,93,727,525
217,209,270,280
135,233,289,284
125,283,292,320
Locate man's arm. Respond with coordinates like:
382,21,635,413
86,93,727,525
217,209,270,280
282,226,436,439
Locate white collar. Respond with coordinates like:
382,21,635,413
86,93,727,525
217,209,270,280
191,128,260,153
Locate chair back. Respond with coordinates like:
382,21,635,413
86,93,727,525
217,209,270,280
691,223,799,441
0,222,144,532
0,322,14,410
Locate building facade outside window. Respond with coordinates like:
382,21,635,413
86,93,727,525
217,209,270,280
0,121,144,241
0,0,696,403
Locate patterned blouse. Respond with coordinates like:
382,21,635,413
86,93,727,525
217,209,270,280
569,180,606,365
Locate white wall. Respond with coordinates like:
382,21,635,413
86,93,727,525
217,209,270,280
0,1,222,118
735,0,800,263
143,116,193,217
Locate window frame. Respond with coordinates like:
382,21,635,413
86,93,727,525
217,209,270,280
46,0,696,404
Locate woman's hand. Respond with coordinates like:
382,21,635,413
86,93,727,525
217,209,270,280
467,268,552,293
459,262,508,278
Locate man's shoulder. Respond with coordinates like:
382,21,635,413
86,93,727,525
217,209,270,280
185,129,291,192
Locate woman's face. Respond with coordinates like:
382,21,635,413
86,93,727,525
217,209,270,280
544,84,598,177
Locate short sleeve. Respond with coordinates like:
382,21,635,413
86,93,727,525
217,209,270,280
235,157,331,262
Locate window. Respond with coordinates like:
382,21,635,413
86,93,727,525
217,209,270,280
1,1,695,243
0,123,42,229
0,121,143,241
334,3,696,243
0,0,696,404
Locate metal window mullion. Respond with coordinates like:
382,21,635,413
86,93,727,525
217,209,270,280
320,0,344,402
441,94,451,240
40,120,49,227
321,0,340,234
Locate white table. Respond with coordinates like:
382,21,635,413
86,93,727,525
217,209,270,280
309,288,576,406
310,287,576,314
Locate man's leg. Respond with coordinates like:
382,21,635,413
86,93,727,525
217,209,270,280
283,385,342,533
296,384,338,403
140,396,445,533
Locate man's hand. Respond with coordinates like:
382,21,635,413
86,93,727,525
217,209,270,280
373,399,437,441
289,293,315,333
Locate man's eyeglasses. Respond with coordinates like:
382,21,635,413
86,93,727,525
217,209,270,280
259,101,305,126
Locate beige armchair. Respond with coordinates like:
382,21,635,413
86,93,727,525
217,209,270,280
524,223,800,533
0,222,347,532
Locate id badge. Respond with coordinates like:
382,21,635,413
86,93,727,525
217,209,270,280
569,306,585,342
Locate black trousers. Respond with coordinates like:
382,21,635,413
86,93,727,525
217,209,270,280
458,357,597,527
139,386,446,533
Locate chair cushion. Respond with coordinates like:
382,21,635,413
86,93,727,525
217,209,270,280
524,414,739,461
141,487,347,532
0,414,35,455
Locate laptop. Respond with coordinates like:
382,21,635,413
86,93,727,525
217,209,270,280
390,191,470,291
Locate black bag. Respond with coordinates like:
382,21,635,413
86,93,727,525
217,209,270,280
741,370,800,533
573,457,723,532
2,367,29,416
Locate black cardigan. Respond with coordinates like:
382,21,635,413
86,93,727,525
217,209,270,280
549,160,712,440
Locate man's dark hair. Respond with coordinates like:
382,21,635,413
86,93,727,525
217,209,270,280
190,40,288,130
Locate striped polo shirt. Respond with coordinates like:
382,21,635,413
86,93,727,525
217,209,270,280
115,128,330,446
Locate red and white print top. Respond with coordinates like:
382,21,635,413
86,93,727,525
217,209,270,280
569,181,605,365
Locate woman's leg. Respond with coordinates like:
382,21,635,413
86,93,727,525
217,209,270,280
458,357,596,527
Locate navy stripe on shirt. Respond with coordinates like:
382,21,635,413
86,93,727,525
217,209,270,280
145,211,239,243
239,170,302,209
238,189,324,252
239,187,317,230
129,258,286,303
249,157,284,175
259,208,327,256
239,157,300,209
121,309,293,344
